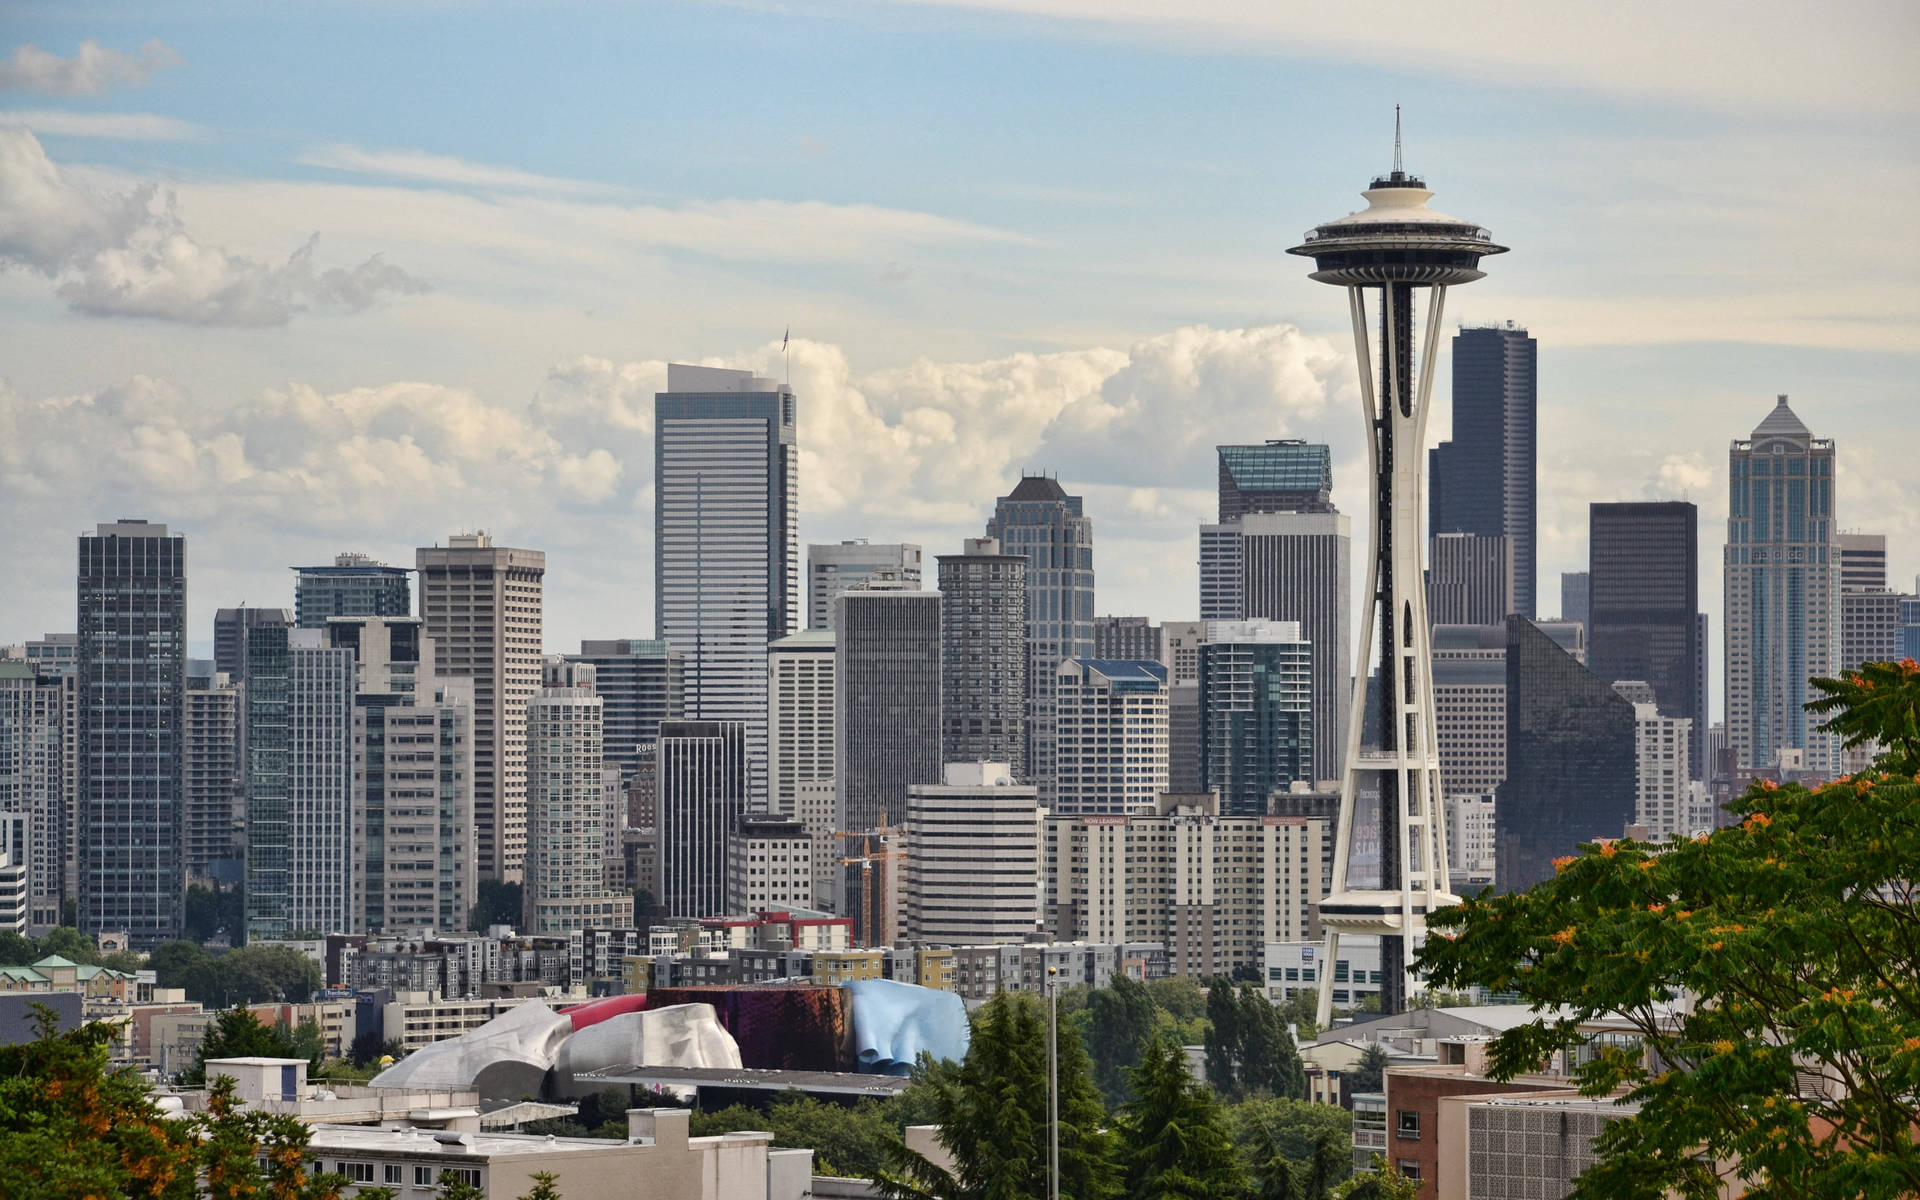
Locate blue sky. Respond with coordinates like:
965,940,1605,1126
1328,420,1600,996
2,0,1916,717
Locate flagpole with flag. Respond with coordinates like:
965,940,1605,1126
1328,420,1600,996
782,326,789,386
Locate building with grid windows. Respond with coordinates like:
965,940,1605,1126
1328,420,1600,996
1050,658,1168,816
1724,396,1840,776
1044,792,1331,978
417,532,545,881
77,520,187,947
767,631,834,822
725,816,813,914
1621,684,1691,842
0,661,69,929
1430,323,1538,618
656,720,747,919
182,673,241,882
1198,621,1313,815
292,554,412,628
1216,440,1336,521
524,660,631,934
834,583,941,834
904,762,1039,944
807,541,921,631
1432,624,1508,801
986,476,1093,802
565,640,683,779
1588,501,1705,781
936,538,1027,779
655,365,798,811
1427,533,1517,626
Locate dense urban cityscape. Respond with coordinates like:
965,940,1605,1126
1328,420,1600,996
1,6,1915,1200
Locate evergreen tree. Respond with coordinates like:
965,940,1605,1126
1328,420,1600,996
516,1172,565,1200
1202,978,1242,1095
1084,974,1160,1108
878,990,1118,1200
1119,1036,1247,1200
1346,1044,1389,1096
186,1005,297,1085
1236,983,1307,1099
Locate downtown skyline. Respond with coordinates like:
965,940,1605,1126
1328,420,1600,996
0,3,1915,724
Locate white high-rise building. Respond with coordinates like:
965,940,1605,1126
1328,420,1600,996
808,541,922,630
656,365,798,810
1444,792,1497,890
524,660,632,934
768,631,835,821
1432,624,1508,800
182,673,241,882
904,762,1040,945
1051,659,1169,816
725,816,813,914
1626,692,1691,842
0,661,67,931
417,532,546,881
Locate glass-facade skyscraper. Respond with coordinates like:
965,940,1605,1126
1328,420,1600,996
937,537,1028,779
1198,621,1313,815
834,584,941,833
1496,615,1636,891
1216,440,1334,521
1725,396,1840,776
987,475,1093,799
1589,501,1706,780
1431,323,1538,618
292,553,413,628
77,520,187,947
655,365,798,809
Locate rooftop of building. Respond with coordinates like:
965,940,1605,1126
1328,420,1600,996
1752,393,1812,440
307,1122,771,1158
1218,441,1333,492
1065,658,1169,688
1001,474,1072,503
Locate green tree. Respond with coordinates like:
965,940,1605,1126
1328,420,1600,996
437,1171,486,1200
1237,983,1307,1099
185,883,244,943
1345,1044,1389,1096
1221,1097,1352,1192
283,1016,327,1069
186,1006,296,1085
1275,990,1320,1042
1416,660,1920,1199
197,1074,349,1200
877,989,1118,1200
469,878,524,930
1203,978,1242,1095
516,1171,565,1200
0,929,36,966
149,939,214,989
1146,976,1208,1025
1332,1157,1419,1200
1084,974,1161,1108
36,926,101,965
1119,1036,1247,1199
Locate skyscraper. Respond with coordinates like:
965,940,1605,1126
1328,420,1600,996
1289,139,1505,1019
1496,616,1637,891
566,640,684,777
834,583,942,833
656,720,747,919
904,762,1040,945
1426,533,1517,626
1092,616,1163,662
655,364,798,809
213,605,290,683
1431,624,1508,801
244,626,354,943
77,520,187,947
1235,511,1352,785
1051,658,1169,816
0,660,68,929
807,541,922,630
1216,440,1335,521
1198,621,1314,816
1430,323,1538,618
182,673,242,882
524,660,632,934
1724,396,1840,776
292,553,413,628
987,475,1093,800
1836,533,1887,592
1588,501,1706,780
417,531,546,881
767,630,835,821
1560,572,1590,629
936,537,1028,778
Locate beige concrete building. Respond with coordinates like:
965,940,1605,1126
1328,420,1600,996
1044,791,1331,978
904,763,1040,945
767,631,835,821
418,532,546,881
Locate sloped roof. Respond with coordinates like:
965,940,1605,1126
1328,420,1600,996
1003,475,1069,502
1753,394,1810,440
32,955,80,969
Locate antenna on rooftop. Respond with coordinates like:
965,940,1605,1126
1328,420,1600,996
1393,105,1403,175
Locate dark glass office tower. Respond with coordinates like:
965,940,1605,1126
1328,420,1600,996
566,640,684,778
77,520,187,947
655,719,746,919
1496,616,1636,891
987,475,1093,800
937,538,1028,778
834,585,942,832
1588,501,1705,779
292,554,413,627
1198,623,1314,815
1217,440,1335,521
213,605,291,681
1430,323,1538,618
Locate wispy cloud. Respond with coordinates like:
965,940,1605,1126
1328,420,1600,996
298,143,619,196
1,108,205,141
0,39,181,97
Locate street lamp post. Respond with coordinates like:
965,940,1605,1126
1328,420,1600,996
1047,964,1059,1200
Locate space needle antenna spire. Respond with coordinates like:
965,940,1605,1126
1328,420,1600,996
1289,114,1508,1026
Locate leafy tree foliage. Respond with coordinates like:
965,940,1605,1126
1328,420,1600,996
184,883,245,943
1120,1036,1248,1199
437,1172,486,1200
1274,990,1320,1041
1331,1157,1419,1200
1205,979,1243,1095
1204,981,1306,1099
0,1008,350,1199
877,989,1118,1199
149,940,321,1006
1417,660,1920,1199
184,1006,299,1085
468,878,524,931
516,1172,565,1200
1221,1096,1352,1187
1084,974,1161,1107
0,925,125,968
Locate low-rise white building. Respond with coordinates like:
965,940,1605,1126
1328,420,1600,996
1443,792,1497,890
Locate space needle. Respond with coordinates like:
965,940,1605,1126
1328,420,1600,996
1289,114,1507,1024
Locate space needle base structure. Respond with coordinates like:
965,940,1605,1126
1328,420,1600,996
1289,131,1506,1026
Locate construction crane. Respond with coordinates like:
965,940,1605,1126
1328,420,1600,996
834,809,905,948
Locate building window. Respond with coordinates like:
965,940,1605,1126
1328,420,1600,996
415,1166,435,1187
340,1161,374,1182
1397,1158,1422,1180
1396,1110,1421,1140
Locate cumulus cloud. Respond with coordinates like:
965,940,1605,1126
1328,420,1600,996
0,39,181,96
0,126,423,325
